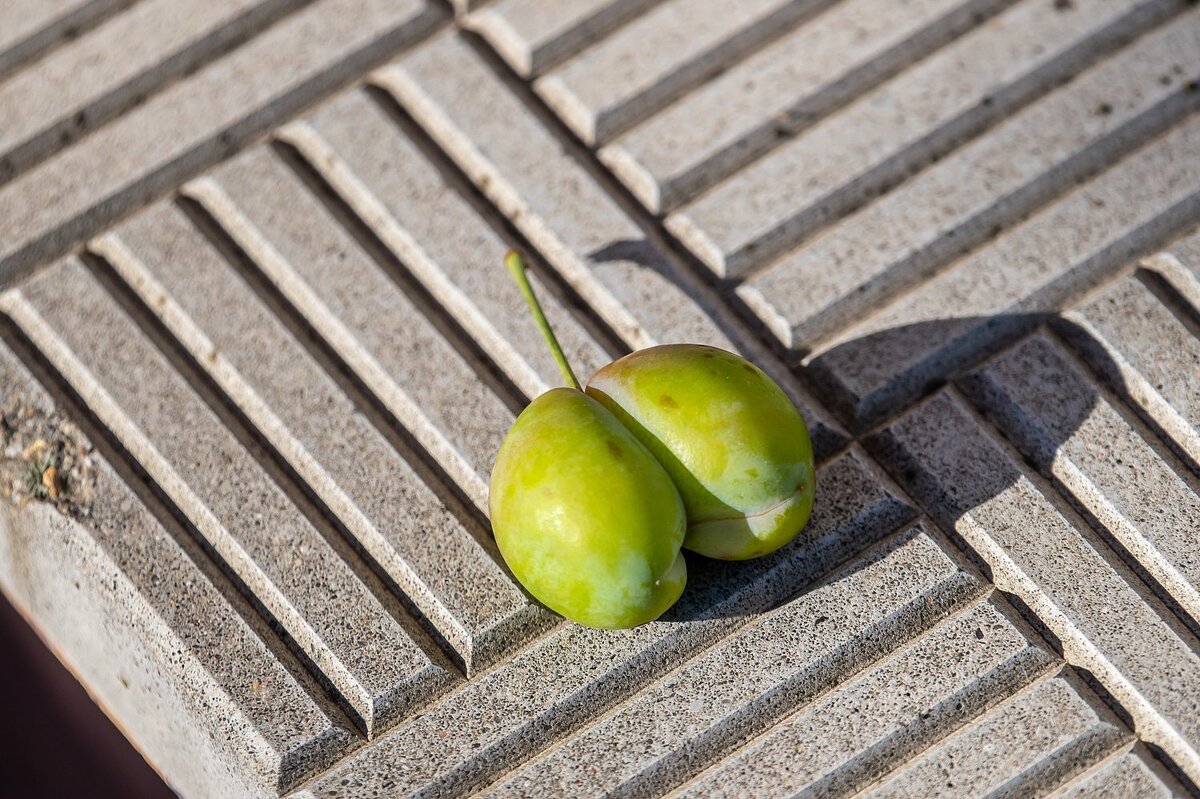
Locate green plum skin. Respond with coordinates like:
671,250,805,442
489,388,687,629
586,345,814,561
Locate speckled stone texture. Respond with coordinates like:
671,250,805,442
1,1,1198,797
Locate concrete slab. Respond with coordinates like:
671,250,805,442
0,0,290,180
808,113,1200,428
1,1,1198,795
857,673,1129,798
741,13,1200,351
871,390,1200,783
0,0,443,282
666,0,1176,278
671,597,1054,798
3,261,452,736
0,341,354,795
466,0,659,77
95,200,545,674
600,0,992,212
534,0,828,145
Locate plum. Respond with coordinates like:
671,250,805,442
489,252,687,628
587,345,814,560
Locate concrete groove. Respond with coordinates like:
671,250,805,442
801,116,1200,431
1047,742,1194,797
0,280,398,740
951,383,1200,664
377,29,848,456
0,0,1198,794
0,0,318,185
534,0,843,146
465,0,663,78
735,8,1200,355
848,668,1133,799
1139,265,1200,358
358,83,633,368
477,522,985,798
0,314,365,793
0,0,449,288
292,451,918,797
668,0,1190,281
666,594,1057,798
90,213,538,679
1060,282,1200,482
0,0,141,83
173,184,501,537
7,257,464,738
84,241,475,686
602,0,1020,214
961,326,1200,643
81,246,471,692
184,168,497,518
782,76,1200,353
869,385,1200,784
273,112,612,408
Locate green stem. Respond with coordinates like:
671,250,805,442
505,250,581,391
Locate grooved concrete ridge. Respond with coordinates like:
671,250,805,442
0,1,1197,796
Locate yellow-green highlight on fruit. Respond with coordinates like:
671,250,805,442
587,344,814,560
490,388,687,628
489,251,687,628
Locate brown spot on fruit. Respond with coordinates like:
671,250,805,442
659,395,679,409
742,363,756,375
606,439,623,458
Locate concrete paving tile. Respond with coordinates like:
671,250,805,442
96,200,544,674
741,14,1200,351
2,260,452,735
534,0,827,145
295,449,916,798
0,0,278,178
808,114,1200,428
376,31,845,456
670,597,1054,798
1062,267,1200,477
482,525,982,798
1049,748,1181,798
288,88,613,402
466,0,660,77
667,0,1172,278
0,342,355,795
857,673,1129,798
871,391,1200,784
0,0,442,280
961,331,1200,631
600,0,987,212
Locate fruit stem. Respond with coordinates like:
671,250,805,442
505,250,581,391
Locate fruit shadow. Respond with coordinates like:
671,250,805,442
659,311,1150,625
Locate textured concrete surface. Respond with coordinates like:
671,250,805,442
0,1,1198,797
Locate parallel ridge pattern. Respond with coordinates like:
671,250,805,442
0,0,1198,797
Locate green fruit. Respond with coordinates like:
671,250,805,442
488,251,687,629
489,388,687,629
586,345,814,560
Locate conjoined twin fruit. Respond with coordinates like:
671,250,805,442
489,252,814,629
